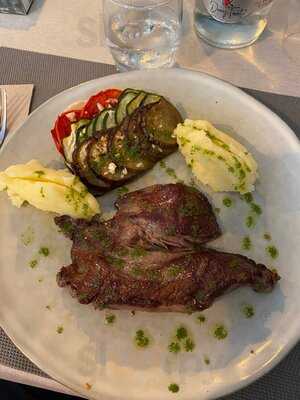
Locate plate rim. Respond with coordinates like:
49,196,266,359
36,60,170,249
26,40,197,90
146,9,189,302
0,67,300,400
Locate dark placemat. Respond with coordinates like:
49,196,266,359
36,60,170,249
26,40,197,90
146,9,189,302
0,47,299,399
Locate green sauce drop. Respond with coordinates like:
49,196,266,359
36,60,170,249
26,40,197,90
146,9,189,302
166,167,178,180
168,342,181,354
56,325,64,334
228,259,240,269
105,314,116,325
223,197,233,207
213,324,228,340
29,259,38,269
242,192,253,204
170,326,194,353
39,247,50,257
168,383,179,393
242,304,255,318
117,186,129,197
245,215,255,228
178,136,190,147
134,330,150,348
263,233,272,241
204,356,210,365
21,227,35,246
107,256,125,270
167,265,183,278
34,170,45,178
197,314,206,323
176,326,188,340
40,187,45,198
242,236,252,251
159,161,181,182
130,246,147,258
266,245,279,259
184,338,195,352
251,202,262,215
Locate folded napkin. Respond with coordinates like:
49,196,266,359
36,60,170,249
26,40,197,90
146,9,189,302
0,84,34,134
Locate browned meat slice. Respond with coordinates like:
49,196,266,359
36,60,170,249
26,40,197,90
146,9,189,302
55,183,280,313
115,183,221,247
55,183,221,250
57,245,279,311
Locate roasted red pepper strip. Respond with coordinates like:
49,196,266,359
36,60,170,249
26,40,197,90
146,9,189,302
51,88,122,155
80,88,122,119
51,113,72,154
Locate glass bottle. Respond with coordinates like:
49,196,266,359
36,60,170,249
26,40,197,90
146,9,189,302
194,0,276,49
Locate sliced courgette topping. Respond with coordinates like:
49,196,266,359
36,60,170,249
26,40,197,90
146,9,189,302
105,109,117,130
93,109,107,132
86,119,97,137
73,119,90,130
116,90,140,125
76,126,88,145
126,91,147,116
141,93,161,107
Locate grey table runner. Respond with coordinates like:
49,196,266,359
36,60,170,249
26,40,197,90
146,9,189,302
0,47,299,399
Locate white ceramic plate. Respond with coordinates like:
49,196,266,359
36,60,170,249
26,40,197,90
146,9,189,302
0,69,300,400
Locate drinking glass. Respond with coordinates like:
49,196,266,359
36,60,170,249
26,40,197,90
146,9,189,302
194,0,276,49
283,0,300,65
103,0,183,71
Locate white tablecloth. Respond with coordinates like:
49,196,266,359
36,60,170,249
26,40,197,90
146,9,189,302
0,0,299,97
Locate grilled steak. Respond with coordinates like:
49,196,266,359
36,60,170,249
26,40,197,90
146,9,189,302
55,184,280,312
56,184,221,249
114,183,221,247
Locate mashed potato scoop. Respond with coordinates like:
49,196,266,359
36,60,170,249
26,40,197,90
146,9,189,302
175,120,258,194
0,160,100,219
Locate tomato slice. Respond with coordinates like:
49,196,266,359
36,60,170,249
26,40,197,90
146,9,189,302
51,88,122,155
80,88,122,119
51,113,72,154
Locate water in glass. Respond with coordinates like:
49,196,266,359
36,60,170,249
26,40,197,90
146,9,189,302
103,0,183,71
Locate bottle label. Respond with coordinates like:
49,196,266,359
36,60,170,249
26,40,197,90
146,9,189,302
203,0,274,22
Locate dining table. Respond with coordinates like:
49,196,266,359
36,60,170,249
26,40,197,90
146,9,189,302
0,0,299,399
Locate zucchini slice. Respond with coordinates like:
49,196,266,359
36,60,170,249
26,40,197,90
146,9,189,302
95,109,109,132
126,91,147,116
104,109,117,130
143,98,182,147
116,90,139,125
76,126,89,145
141,93,161,107
86,118,97,137
73,119,90,130
73,138,110,189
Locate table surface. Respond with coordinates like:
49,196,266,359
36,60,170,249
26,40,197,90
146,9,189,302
0,0,300,98
0,1,300,398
